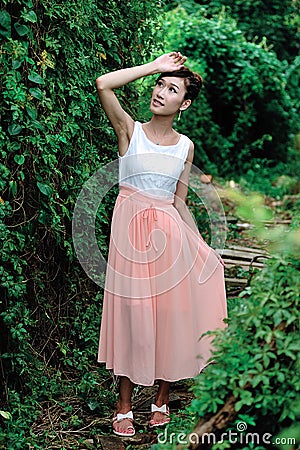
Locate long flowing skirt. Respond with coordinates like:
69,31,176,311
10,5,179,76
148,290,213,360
98,184,227,386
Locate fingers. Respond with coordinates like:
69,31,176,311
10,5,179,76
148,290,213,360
169,51,187,66
154,52,187,73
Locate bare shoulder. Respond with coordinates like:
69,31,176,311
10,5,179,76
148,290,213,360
186,138,194,162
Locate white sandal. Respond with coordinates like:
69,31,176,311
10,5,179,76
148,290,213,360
149,403,170,428
112,410,135,437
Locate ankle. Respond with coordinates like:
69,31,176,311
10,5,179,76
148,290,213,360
116,401,132,413
154,397,169,407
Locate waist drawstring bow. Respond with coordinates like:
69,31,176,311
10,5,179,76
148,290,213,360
142,205,158,251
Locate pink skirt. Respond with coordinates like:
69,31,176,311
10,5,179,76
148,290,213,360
98,184,227,386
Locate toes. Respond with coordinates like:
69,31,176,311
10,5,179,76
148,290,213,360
113,419,134,435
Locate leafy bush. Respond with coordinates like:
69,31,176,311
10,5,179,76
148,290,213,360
236,161,300,199
195,0,300,62
163,4,299,177
153,254,300,450
0,0,162,446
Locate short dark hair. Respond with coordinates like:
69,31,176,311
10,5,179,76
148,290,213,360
156,67,203,102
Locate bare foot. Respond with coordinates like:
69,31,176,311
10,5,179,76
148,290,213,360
113,403,135,436
149,404,170,428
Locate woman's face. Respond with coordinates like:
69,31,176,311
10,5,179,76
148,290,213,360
150,76,191,116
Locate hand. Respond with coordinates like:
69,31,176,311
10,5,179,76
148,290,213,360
152,52,187,73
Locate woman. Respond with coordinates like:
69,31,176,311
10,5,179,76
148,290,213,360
96,52,227,437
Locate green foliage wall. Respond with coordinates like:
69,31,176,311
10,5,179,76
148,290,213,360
196,0,300,62
0,0,161,446
164,4,299,176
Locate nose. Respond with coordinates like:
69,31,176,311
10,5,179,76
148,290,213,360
157,86,166,98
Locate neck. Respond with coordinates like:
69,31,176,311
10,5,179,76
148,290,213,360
145,114,178,144
147,115,175,145
149,114,174,133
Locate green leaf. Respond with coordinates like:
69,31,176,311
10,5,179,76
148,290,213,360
14,22,30,36
28,72,44,84
29,87,44,100
9,180,17,197
37,182,53,197
38,210,50,225
25,56,35,65
14,155,25,165
8,124,22,136
0,410,11,420
235,400,244,412
277,372,285,383
29,119,44,130
12,60,22,69
26,106,37,120
87,400,100,411
22,10,37,23
0,10,11,38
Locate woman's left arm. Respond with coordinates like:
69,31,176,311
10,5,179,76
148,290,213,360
173,142,201,236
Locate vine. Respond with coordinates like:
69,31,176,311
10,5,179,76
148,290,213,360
0,0,162,447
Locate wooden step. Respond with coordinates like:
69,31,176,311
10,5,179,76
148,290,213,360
216,245,270,291
222,244,268,254
225,277,247,286
224,259,264,269
217,246,268,257
216,246,269,267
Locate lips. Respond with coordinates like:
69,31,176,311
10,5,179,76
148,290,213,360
152,98,164,107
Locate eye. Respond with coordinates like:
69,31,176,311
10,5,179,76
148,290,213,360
169,87,177,93
157,80,163,87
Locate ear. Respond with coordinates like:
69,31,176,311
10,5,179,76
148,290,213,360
180,99,192,111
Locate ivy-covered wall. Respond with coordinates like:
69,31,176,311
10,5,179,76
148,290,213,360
0,0,162,446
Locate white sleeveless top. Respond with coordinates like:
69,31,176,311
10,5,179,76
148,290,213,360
119,121,191,198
